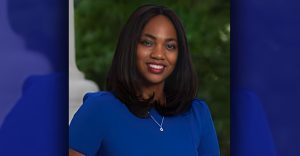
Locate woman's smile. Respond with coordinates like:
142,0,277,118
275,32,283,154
147,63,166,74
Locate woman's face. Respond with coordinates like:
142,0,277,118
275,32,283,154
136,15,178,87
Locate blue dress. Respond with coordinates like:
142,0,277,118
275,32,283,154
69,92,220,156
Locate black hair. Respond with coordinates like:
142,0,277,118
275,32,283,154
106,4,198,118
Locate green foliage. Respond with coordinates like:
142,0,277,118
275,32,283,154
75,0,229,155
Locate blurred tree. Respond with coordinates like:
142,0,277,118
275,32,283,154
75,0,229,155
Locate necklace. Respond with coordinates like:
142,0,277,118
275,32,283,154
148,112,165,132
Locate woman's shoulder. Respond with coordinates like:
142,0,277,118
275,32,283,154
81,91,120,107
76,91,121,116
190,98,211,115
187,98,214,122
71,91,123,124
82,91,115,102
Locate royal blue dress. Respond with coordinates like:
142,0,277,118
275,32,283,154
69,92,220,156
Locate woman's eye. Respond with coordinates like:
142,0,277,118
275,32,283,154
141,40,153,47
166,44,176,50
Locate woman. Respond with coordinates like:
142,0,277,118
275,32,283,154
69,4,220,156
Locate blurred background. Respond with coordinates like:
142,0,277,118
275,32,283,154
74,0,229,155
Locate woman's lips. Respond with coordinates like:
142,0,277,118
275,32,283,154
147,63,165,74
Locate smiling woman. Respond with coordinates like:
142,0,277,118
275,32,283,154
69,4,220,156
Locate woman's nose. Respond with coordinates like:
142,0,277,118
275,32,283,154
150,44,165,60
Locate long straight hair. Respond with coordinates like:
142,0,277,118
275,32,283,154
106,4,198,118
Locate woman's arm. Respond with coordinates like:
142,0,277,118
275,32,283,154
198,103,220,156
70,93,110,156
193,100,220,156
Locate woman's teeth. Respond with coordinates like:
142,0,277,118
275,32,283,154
149,64,164,69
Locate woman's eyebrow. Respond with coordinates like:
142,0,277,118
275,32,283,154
143,33,156,40
143,33,177,42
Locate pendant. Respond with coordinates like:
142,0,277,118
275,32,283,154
160,127,164,131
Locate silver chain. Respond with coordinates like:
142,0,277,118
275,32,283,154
148,112,165,132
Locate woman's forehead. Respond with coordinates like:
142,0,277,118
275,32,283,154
141,15,177,40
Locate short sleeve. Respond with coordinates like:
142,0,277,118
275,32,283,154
69,92,107,156
192,99,220,156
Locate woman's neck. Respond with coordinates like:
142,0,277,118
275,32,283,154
140,83,165,103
